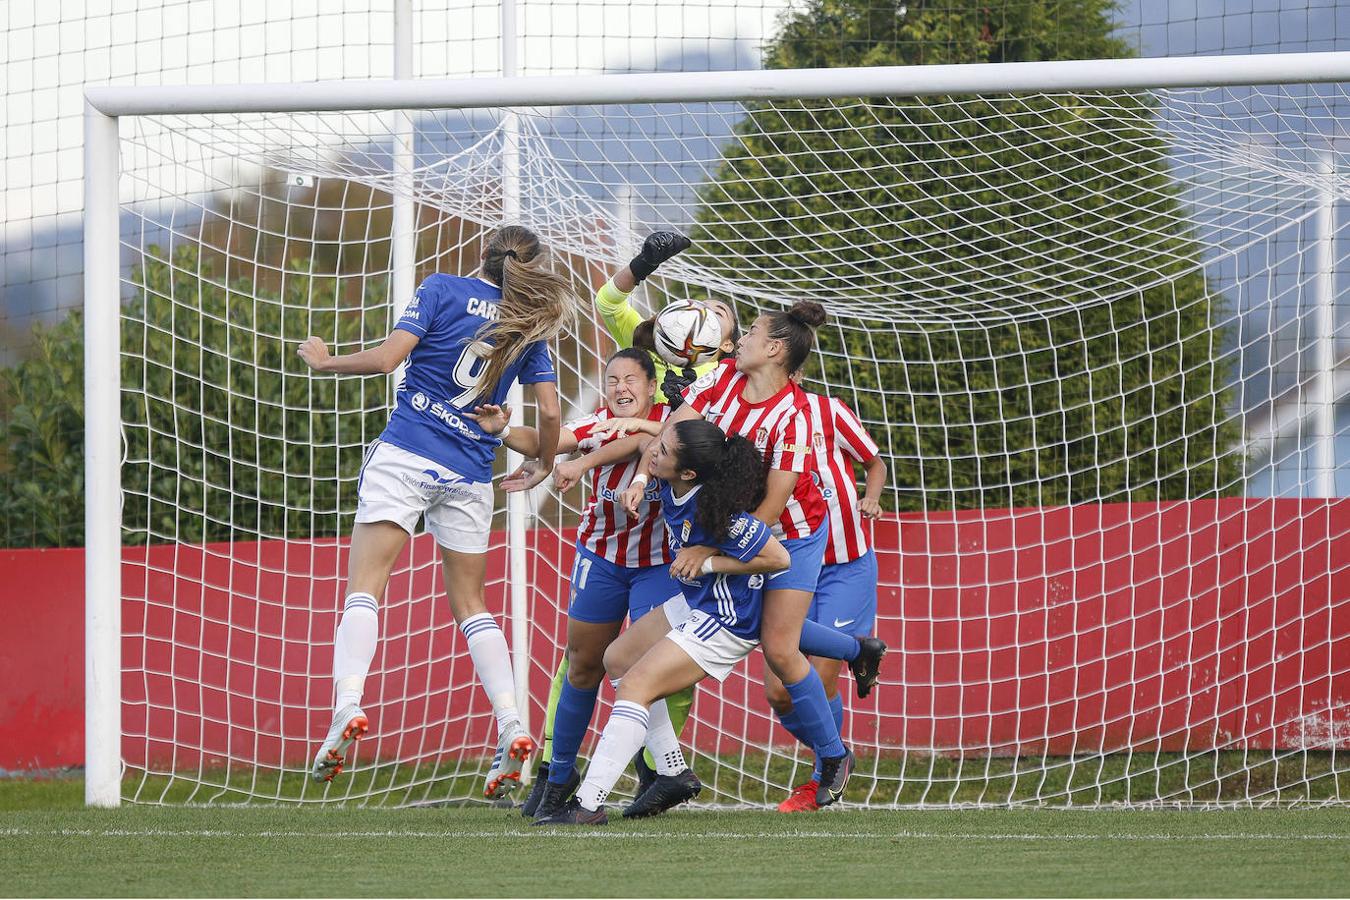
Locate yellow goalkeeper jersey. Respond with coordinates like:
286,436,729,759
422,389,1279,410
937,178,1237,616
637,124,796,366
594,280,720,403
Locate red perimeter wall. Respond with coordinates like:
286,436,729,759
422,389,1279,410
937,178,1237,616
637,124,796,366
5,498,1350,770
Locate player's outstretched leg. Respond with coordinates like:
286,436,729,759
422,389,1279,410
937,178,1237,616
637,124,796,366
848,636,887,698
523,655,571,816
311,703,369,783
485,719,537,799
622,697,701,818
815,746,855,807
312,585,384,784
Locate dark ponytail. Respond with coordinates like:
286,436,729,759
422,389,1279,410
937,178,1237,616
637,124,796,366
672,419,767,541
631,318,658,354
765,300,826,374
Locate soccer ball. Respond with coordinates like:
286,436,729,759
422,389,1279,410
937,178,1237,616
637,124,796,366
652,300,723,368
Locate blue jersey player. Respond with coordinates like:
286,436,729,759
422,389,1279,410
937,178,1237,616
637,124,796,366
298,225,575,800
534,418,791,826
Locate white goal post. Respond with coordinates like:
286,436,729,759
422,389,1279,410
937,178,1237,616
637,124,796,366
84,51,1350,808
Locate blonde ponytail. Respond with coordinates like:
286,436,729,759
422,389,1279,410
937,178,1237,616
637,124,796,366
475,225,578,400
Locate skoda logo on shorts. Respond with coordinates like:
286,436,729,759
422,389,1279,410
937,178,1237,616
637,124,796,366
411,392,430,411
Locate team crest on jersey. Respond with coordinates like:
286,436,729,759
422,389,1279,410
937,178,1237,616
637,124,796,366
411,392,430,411
754,427,770,450
681,520,692,542
813,432,826,452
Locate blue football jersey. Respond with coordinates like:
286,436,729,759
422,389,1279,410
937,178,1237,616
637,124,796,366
660,481,773,639
380,274,557,481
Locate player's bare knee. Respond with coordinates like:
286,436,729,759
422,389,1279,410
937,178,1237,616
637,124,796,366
760,639,802,677
566,648,606,690
764,681,792,713
602,643,632,680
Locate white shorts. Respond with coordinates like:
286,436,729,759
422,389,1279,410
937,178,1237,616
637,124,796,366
355,440,494,553
666,607,759,683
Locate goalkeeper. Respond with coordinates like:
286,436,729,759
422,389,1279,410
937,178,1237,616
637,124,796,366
531,232,736,809
598,232,740,406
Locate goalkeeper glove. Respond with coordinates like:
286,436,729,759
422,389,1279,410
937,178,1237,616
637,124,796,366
628,232,691,284
662,366,697,411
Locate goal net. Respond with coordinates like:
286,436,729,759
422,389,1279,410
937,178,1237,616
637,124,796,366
101,66,1350,807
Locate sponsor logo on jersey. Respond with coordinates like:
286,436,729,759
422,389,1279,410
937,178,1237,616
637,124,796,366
736,522,760,550
406,392,483,441
729,518,747,537
426,402,482,440
782,443,808,454
599,481,658,503
681,520,692,542
690,369,717,391
754,427,770,450
402,310,420,321
406,294,420,309
398,470,474,497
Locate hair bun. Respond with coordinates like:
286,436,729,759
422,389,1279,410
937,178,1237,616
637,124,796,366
786,300,826,329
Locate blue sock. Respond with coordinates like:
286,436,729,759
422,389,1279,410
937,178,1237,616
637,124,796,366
798,619,859,661
813,694,845,779
776,707,813,750
548,679,599,784
783,668,845,759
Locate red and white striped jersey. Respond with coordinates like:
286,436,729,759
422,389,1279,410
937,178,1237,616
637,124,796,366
803,392,880,565
567,403,671,567
683,359,827,541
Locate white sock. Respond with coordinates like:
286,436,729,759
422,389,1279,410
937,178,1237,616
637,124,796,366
460,612,519,731
333,592,379,712
644,698,687,775
577,700,649,811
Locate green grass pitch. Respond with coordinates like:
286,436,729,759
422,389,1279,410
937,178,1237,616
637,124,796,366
3,778,1350,897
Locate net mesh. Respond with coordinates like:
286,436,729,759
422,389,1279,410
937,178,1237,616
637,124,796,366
113,82,1350,806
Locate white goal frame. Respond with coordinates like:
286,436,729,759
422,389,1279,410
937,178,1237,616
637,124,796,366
83,49,1350,807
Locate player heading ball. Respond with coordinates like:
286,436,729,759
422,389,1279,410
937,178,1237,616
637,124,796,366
298,224,576,799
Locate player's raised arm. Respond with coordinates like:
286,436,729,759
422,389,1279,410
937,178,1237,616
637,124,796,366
621,402,700,515
465,402,581,460
297,329,419,375
552,433,645,492
502,380,561,492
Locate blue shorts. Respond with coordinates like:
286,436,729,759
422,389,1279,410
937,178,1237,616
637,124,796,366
808,549,878,635
567,545,683,624
765,520,828,595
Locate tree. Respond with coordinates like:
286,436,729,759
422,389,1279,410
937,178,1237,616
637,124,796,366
690,0,1242,510
0,245,390,548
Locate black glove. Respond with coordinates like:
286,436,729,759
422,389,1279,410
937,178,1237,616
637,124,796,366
662,366,697,411
628,232,691,284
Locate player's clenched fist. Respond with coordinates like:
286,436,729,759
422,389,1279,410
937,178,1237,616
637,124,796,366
620,479,646,516
297,336,332,372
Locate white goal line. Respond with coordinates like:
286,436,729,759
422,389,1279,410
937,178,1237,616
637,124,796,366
4,828,1347,843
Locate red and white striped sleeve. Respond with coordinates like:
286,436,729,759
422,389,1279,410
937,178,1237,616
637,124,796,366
565,407,604,452
830,398,880,464
683,358,737,414
770,408,813,474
